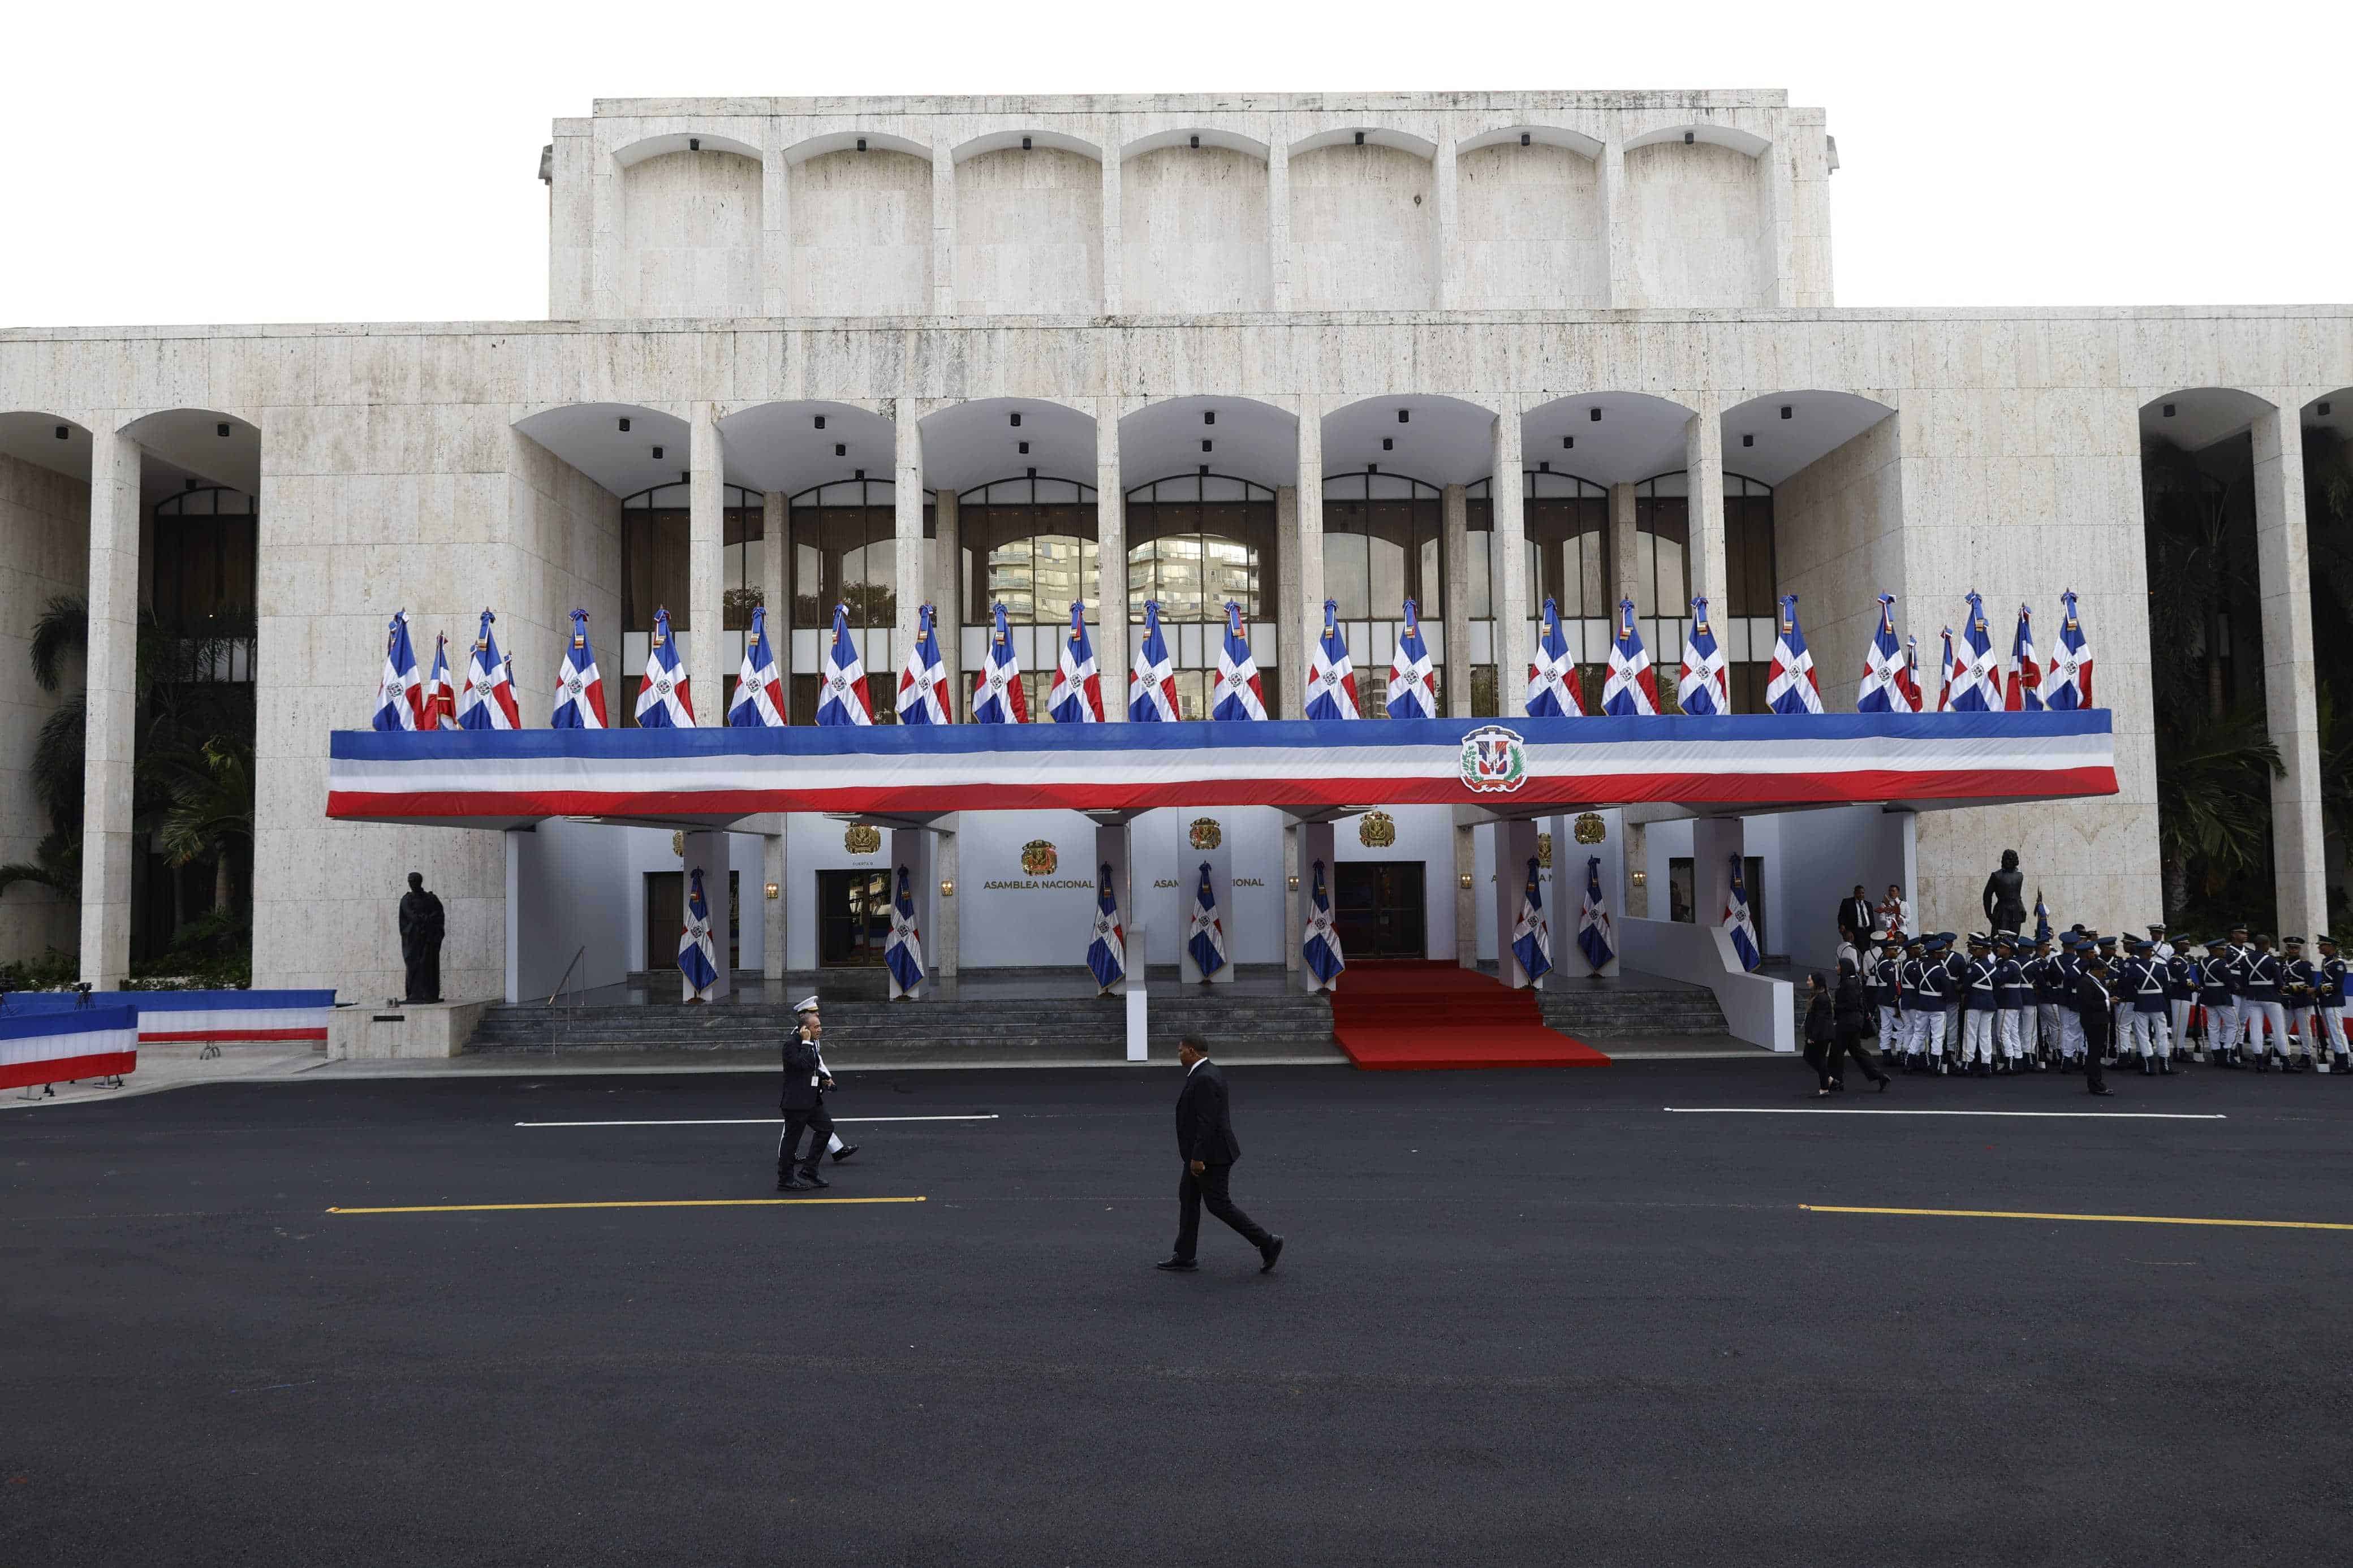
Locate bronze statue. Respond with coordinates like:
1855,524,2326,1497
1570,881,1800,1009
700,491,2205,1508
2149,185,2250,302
1981,849,2027,935
399,871,445,1003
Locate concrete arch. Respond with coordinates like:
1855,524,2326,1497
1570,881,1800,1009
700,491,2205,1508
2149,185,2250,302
1323,394,1495,487
514,402,697,498
1718,390,1897,487
1619,132,1771,308
781,130,932,164
1623,124,1772,157
0,411,93,482
615,139,763,317
1288,138,1438,311
119,408,261,494
1119,396,1298,492
1286,127,1439,160
951,138,1104,314
1520,393,1698,487
950,129,1102,162
2141,387,2276,452
1456,125,1604,159
719,400,895,495
1121,127,1271,161
788,140,935,316
919,398,1097,495
611,132,762,167
1119,137,1274,313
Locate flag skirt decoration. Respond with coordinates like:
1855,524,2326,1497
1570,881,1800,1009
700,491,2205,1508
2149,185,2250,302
1,1005,139,1091
329,711,2117,824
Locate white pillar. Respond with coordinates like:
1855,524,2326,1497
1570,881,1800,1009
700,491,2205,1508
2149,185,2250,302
1282,822,1301,974
1178,839,1235,984
1296,395,1324,645
1761,128,1796,308
1433,133,1459,309
1442,482,1471,718
1096,401,1128,711
688,403,725,715
1490,403,1528,696
1275,485,1302,716
1600,141,1634,309
931,144,957,314
932,488,962,704
79,428,139,987
1267,137,1291,312
761,145,792,315
680,829,734,1001
2252,404,2328,937
1684,392,1727,614
1100,142,1122,313
894,405,926,682
1453,824,1479,967
1610,482,1640,611
1491,819,1543,988
504,827,527,1004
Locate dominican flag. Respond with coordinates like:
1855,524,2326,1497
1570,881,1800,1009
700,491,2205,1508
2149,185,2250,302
1678,596,1727,716
634,606,696,728
1602,598,1660,716
2046,589,2095,710
1302,859,1345,989
1897,633,1923,715
371,610,424,731
1187,861,1228,980
973,602,1028,724
1210,601,1268,721
2005,603,2044,712
1304,600,1361,720
1858,595,1909,713
1386,598,1437,720
816,603,874,727
1525,597,1585,718
1723,856,1761,972
1577,855,1615,971
885,864,926,996
423,633,456,731
1766,594,1824,715
1950,592,2003,711
1128,600,1181,722
459,609,520,731
678,867,719,1001
728,604,787,727
1086,863,1126,992
1047,601,1103,724
1934,628,1958,712
2033,890,2052,948
1511,857,1554,982
895,602,952,725
550,609,609,729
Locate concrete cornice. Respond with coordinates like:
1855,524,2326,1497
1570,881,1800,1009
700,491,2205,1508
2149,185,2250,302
587,90,1798,119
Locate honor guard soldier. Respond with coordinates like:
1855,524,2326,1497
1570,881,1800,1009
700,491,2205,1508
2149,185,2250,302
2281,937,2319,1073
2164,939,2198,1063
1957,934,1999,1075
2313,935,2349,1073
2218,924,2253,1062
2195,939,2236,1064
1873,932,1907,1060
2053,935,2090,1069
2147,922,2174,962
2121,939,2172,1074
2031,935,2066,1065
1903,936,1945,1072
2240,934,2289,1069
1992,934,2032,1072
1941,934,1968,1070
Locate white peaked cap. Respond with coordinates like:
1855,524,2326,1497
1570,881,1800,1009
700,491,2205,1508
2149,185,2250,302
792,995,821,1014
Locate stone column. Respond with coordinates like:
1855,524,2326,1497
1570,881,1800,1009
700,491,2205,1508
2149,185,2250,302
2251,404,2328,937
79,427,139,986
1442,482,1471,717
1282,823,1300,973
1489,401,1528,691
1096,400,1128,711
762,487,790,978
1760,127,1796,309
1275,485,1301,718
894,406,926,673
1610,482,1639,610
1600,141,1634,309
589,141,623,318
761,145,792,315
1433,133,1459,309
762,828,787,981
688,404,725,713
1623,821,1649,918
931,144,958,315
1267,138,1291,312
932,488,962,703
934,818,960,979
1683,392,1727,612
1492,819,1543,987
1296,395,1324,646
1099,144,1122,314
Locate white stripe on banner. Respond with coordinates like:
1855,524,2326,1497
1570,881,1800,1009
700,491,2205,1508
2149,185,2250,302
137,1007,333,1039
0,1026,139,1069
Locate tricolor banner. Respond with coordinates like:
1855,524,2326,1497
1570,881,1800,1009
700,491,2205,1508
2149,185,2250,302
0,1005,137,1092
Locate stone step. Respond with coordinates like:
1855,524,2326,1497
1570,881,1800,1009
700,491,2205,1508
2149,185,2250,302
1537,984,1730,1039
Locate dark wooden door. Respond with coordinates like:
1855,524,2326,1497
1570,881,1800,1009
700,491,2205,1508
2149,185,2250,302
1334,861,1427,960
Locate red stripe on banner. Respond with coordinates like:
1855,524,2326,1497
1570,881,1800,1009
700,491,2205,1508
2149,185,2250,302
0,1051,136,1091
330,766,2116,820
138,1027,328,1043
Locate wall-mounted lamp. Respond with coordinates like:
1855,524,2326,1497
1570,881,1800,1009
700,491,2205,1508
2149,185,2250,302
1397,409,1410,424
1201,439,1212,452
1459,873,1477,890
1382,437,1393,451
2321,401,2334,416
1018,441,1030,455
940,879,956,898
1021,136,1032,151
1367,463,1378,474
1630,870,1648,887
1009,412,1022,427
1520,132,1531,146
814,414,825,430
679,470,689,485
184,477,200,491
1562,435,1574,450
1198,464,1209,476
1025,466,1037,479
855,468,866,480
2162,403,2176,418
1287,874,1301,891
1683,131,1695,145
1354,131,1365,146
1188,135,1200,149
54,425,68,440
1538,460,1550,473
1203,411,1215,426
689,137,701,152
855,138,867,153
764,882,780,900
1742,433,1755,448
1779,405,1793,420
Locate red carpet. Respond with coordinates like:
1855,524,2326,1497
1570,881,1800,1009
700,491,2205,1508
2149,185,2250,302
1327,961,1611,1071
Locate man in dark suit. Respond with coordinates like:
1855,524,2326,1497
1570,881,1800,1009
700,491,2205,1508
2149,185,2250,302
777,995,838,1191
2074,961,2116,1096
1835,886,1874,948
1157,1037,1283,1274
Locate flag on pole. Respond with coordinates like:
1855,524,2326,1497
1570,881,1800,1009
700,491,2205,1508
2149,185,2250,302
2046,589,2095,710
1187,861,1228,980
1046,601,1103,723
1304,600,1361,720
727,604,787,727
459,609,520,731
895,602,952,725
1934,627,1958,712
1723,855,1761,971
2005,603,2044,712
1128,599,1180,722
1386,598,1437,719
1896,632,1923,715
371,610,424,731
815,603,873,726
973,602,1028,724
678,867,719,1001
634,606,696,728
1302,859,1345,989
1525,597,1585,718
1578,855,1615,971
1511,857,1554,982
885,864,926,997
550,609,609,729
1602,597,1660,716
2033,890,2052,948
1858,594,1909,713
1086,863,1126,992
1678,595,1728,716
1210,601,1268,720
1950,591,2003,711
423,632,456,731
1765,594,1824,715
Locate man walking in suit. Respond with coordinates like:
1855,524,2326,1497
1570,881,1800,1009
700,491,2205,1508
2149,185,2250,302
1157,1036,1283,1274
777,995,838,1192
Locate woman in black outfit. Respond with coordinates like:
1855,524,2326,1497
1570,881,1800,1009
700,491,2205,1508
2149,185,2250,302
1830,957,1892,1090
1802,972,1838,1095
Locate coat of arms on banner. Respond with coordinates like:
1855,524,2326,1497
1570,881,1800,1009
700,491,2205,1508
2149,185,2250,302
1187,818,1222,851
1537,832,1553,869
1574,811,1606,845
1358,810,1397,849
1021,839,1060,876
1459,725,1529,794
844,824,881,855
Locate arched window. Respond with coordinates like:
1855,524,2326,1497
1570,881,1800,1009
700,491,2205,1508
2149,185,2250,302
1467,470,1610,717
1126,474,1277,718
1634,470,1777,710
1321,473,1442,717
151,485,257,683
787,477,937,724
958,475,1098,720
619,481,765,725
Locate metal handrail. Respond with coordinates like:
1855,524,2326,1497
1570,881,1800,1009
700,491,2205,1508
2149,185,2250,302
546,946,587,1007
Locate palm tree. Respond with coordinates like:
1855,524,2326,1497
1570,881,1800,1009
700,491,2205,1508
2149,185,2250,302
2156,707,2285,921
0,831,81,902
154,738,253,914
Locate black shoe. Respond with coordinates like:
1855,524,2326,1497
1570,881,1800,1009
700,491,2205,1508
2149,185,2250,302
1154,1258,1199,1272
2089,1087,2116,1096
2159,1058,2173,1074
831,1143,860,1163
2335,1053,2350,1075
1260,1236,1285,1273
2140,1055,2153,1075
777,1178,813,1192
798,1169,831,1189
1877,1075,1892,1093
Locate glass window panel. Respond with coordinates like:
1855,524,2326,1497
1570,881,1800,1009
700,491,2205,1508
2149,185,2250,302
1468,532,1492,619
1418,536,1442,619
1368,536,1406,619
1324,532,1371,620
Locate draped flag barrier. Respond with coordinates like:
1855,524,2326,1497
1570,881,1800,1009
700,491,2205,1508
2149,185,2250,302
2,989,336,1045
1,1005,137,1092
326,711,2117,826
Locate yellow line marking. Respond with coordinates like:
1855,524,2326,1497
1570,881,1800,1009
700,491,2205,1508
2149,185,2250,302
327,1196,926,1215
1803,1203,2353,1232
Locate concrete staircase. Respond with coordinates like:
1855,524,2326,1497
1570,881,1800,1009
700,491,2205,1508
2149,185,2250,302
1536,979,1731,1040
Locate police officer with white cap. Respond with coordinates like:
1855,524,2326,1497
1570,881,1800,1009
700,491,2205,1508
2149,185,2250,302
778,995,856,1190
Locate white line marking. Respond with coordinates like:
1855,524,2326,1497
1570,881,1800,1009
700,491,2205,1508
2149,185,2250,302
1664,1107,2225,1121
514,1114,1001,1128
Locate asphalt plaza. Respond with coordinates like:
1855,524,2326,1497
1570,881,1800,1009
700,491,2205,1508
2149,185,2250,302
6,1059,2352,1566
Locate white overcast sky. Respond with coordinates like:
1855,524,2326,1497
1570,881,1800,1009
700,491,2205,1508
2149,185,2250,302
5,0,2347,328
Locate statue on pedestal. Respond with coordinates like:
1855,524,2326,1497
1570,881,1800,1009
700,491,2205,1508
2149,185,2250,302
1981,849,2027,935
399,871,445,1003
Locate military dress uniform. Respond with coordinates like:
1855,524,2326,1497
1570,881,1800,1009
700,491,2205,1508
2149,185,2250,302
2195,941,2236,1064
2054,935,2091,1067
2313,936,2349,1072
2120,940,2172,1073
2031,940,2066,1062
1993,935,2031,1070
1958,935,2001,1073
1906,939,1949,1070
2281,938,2319,1073
1867,935,1906,1060
2164,946,2198,1063
2240,938,2289,1068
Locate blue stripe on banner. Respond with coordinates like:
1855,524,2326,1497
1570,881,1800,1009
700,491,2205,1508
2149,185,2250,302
333,709,2113,762
0,989,334,1016
0,1005,138,1042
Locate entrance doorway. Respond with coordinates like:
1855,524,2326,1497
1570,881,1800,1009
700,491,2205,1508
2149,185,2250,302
817,868,893,967
1334,861,1427,960
1666,855,1768,954
643,870,740,971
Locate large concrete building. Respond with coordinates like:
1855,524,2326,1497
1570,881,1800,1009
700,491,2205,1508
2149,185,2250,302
1,89,2345,1009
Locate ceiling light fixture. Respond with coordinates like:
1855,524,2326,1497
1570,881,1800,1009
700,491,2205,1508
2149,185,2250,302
835,443,846,457
1742,434,1755,447
1018,441,1029,455
651,445,663,460
1382,438,1393,451
1021,136,1032,151
1683,131,1695,145
1189,135,1200,149
814,415,825,430
618,417,631,433
216,422,230,437
1520,132,1531,146
1354,131,1365,145
1562,436,1574,450
1779,405,1792,420
855,138,867,153
1589,408,1601,422
2162,404,2176,417
689,138,701,152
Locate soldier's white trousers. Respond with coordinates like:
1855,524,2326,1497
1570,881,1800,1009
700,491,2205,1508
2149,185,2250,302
1960,1010,1995,1065
2037,1003,2062,1053
1911,1010,1947,1059
2242,1000,2289,1055
1878,1005,1903,1055
2317,1007,2349,1057
2122,1011,2166,1057
1998,1008,2027,1059
2059,1009,2087,1059
2208,1000,2239,1053
2169,1000,2192,1054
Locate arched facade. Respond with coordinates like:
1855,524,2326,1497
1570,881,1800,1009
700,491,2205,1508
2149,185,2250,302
789,146,934,317
954,141,1105,316
1121,142,1272,314
1453,136,1605,309
1621,138,1767,308
619,147,764,317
